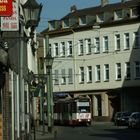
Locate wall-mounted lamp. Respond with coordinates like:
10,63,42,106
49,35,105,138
22,0,42,29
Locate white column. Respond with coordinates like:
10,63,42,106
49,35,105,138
17,75,20,138
26,84,30,133
11,71,15,140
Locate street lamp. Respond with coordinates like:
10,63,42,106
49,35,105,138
45,53,54,133
22,0,42,29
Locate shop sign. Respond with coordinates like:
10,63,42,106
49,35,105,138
1,2,19,31
0,0,12,16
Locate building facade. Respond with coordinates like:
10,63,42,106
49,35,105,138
42,0,140,121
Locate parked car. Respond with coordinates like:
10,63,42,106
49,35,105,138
128,112,140,128
114,111,132,126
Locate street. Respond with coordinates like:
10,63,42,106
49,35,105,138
35,122,140,140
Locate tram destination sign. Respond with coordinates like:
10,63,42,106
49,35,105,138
0,0,12,16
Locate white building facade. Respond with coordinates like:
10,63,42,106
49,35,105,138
42,0,140,121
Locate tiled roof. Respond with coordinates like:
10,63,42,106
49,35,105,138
62,0,140,19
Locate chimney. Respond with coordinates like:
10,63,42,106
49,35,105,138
101,0,109,7
70,5,77,13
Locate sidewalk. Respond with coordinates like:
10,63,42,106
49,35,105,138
31,125,56,140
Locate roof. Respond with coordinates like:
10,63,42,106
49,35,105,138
41,0,140,35
62,0,140,19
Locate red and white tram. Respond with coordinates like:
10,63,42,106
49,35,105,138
54,97,92,126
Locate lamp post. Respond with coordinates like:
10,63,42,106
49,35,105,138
45,53,54,133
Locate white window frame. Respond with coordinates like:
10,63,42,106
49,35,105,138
60,42,65,57
125,62,131,80
49,44,52,55
54,43,59,57
103,36,109,52
115,63,121,80
79,16,86,25
97,13,104,23
131,7,138,18
85,38,91,54
94,37,100,53
114,10,122,20
62,19,69,28
95,65,100,82
104,64,109,81
79,67,84,83
67,41,72,56
87,66,92,83
61,69,66,85
78,40,84,55
124,33,130,50
115,34,121,51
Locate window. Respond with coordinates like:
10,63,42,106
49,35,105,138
54,70,59,85
94,37,100,53
68,68,73,84
131,8,138,18
135,61,140,79
115,10,122,20
97,13,104,22
79,16,86,25
124,33,130,50
49,21,55,30
85,38,91,54
61,69,66,84
103,36,109,52
87,66,92,83
67,41,72,56
95,65,100,82
104,64,109,81
115,34,121,51
133,32,140,49
49,44,52,54
79,67,84,83
116,63,121,80
60,42,65,57
54,43,59,57
63,19,69,28
78,40,84,55
125,62,130,79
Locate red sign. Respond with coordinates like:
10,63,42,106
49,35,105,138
0,0,13,16
1,2,19,31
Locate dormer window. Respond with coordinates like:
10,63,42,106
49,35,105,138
62,19,69,28
48,21,55,30
79,16,86,25
114,10,122,20
131,7,138,18
97,13,104,22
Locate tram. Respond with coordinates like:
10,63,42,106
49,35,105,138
54,96,92,126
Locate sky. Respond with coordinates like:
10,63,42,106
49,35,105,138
37,0,120,32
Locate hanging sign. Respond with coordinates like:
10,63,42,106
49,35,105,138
0,0,12,16
1,2,19,31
